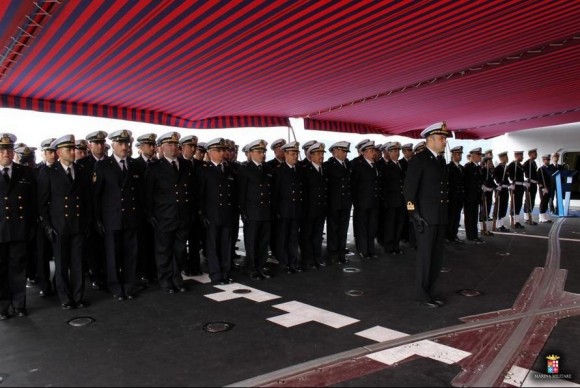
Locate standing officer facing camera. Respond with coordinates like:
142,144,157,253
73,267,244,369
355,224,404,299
37,135,92,310
403,122,450,308
0,134,36,320
144,132,195,294
93,130,144,300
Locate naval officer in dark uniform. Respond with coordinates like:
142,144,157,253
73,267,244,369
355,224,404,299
323,141,352,265
93,130,144,300
522,148,539,225
179,135,204,277
381,142,406,255
538,154,553,223
197,138,238,285
238,139,273,279
77,130,108,290
507,151,526,228
463,147,483,243
446,146,465,243
0,134,36,320
38,135,92,309
492,151,511,232
299,142,328,269
266,138,286,260
144,132,194,294
35,138,57,297
403,122,451,308
351,140,382,259
133,133,158,283
272,141,304,273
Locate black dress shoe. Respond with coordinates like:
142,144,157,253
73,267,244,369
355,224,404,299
338,257,349,264
0,311,9,320
417,300,440,308
211,280,227,285
91,281,104,290
176,287,187,293
163,288,175,294
113,294,126,301
452,237,465,243
498,226,510,232
125,294,135,300
13,308,28,317
76,301,89,308
391,249,404,255
39,289,52,297
61,303,75,310
181,271,194,277
314,260,326,267
514,222,525,229
433,299,445,306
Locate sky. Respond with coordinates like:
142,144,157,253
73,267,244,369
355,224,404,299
1,108,500,164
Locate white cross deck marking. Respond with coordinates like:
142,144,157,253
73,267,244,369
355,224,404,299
205,283,281,303
356,326,471,366
185,273,211,284
267,301,359,328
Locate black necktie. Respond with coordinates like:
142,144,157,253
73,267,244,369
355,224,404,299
257,164,263,171
120,160,128,179
171,160,178,173
219,163,224,173
2,167,9,184
66,167,73,183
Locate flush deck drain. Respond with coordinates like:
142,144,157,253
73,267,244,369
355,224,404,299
203,322,234,333
67,317,96,327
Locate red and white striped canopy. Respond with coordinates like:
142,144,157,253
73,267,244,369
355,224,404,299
1,1,580,139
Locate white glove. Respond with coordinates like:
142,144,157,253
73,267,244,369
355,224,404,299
523,182,530,188
542,188,549,196
495,186,502,192
481,184,487,191
509,184,515,191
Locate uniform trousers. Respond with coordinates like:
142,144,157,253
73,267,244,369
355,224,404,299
480,192,493,221
414,223,446,302
493,189,509,220
383,206,405,252
0,241,27,311
36,231,53,293
205,224,232,282
539,189,551,214
447,197,464,240
510,187,525,216
104,229,138,296
326,208,350,261
524,184,538,214
137,223,157,281
353,207,379,256
464,201,480,240
300,216,326,265
244,220,271,272
52,233,84,304
154,226,187,291
276,218,300,267
185,216,203,274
